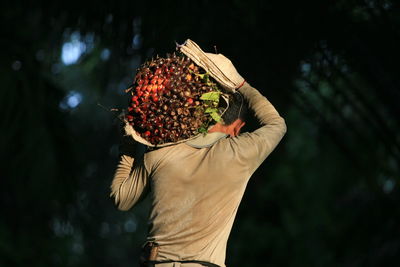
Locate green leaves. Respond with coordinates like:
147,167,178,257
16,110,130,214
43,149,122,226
210,111,221,122
197,74,223,129
200,92,222,123
205,107,221,123
198,126,208,134
200,91,221,102
204,107,218,113
194,72,210,84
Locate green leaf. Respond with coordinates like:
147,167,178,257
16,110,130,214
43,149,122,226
198,126,207,134
210,111,221,122
195,72,210,82
200,92,220,102
205,107,218,113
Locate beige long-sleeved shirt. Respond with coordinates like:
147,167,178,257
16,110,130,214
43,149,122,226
110,82,287,267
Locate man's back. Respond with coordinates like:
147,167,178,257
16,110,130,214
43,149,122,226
144,133,259,265
111,83,287,267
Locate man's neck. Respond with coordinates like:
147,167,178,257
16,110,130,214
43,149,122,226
208,119,245,137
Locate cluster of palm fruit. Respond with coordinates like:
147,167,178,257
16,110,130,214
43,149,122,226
125,52,224,145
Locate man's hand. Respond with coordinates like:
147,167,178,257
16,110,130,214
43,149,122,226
118,120,140,157
204,52,245,91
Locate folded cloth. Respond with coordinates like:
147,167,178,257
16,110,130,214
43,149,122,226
178,39,245,92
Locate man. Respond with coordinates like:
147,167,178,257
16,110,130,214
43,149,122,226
110,43,287,267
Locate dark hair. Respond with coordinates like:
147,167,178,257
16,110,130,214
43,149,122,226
220,92,248,125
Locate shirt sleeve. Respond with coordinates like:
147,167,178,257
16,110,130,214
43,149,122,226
234,82,287,174
110,138,150,211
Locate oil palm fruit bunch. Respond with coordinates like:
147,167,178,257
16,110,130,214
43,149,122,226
125,52,226,145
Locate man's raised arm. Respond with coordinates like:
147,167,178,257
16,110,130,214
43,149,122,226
189,49,287,170
236,82,287,172
110,124,150,211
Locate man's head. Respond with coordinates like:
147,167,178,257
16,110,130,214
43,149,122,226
221,92,247,125
208,92,248,137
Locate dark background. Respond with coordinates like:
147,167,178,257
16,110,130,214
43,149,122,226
1,0,399,266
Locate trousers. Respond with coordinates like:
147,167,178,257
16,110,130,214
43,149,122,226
150,263,209,267
140,242,219,267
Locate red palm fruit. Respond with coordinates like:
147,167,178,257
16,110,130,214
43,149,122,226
142,91,149,98
141,102,149,110
126,53,224,145
147,123,154,130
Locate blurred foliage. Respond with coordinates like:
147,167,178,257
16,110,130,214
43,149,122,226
1,0,399,266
